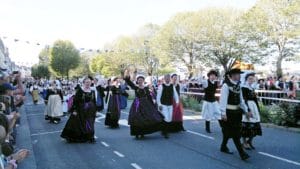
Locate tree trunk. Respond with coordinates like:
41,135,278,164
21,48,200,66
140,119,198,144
188,52,194,79
276,56,283,78
276,43,284,78
187,65,194,79
147,66,153,76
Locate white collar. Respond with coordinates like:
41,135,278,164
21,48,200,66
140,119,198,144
242,83,253,90
229,79,239,85
82,87,91,92
209,80,215,83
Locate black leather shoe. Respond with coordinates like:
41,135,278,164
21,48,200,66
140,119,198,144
161,131,169,139
45,115,50,120
241,153,250,161
162,132,169,139
89,138,96,143
206,129,212,133
220,148,234,154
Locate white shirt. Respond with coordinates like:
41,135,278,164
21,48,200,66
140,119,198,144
219,80,248,116
157,83,179,106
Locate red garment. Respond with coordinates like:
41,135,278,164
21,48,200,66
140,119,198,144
172,99,183,122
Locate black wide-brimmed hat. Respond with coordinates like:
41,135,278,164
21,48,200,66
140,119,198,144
245,72,256,81
227,68,243,75
171,73,178,78
207,70,218,77
136,75,145,80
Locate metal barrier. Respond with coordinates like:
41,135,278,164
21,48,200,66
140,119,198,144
181,91,300,104
255,90,287,105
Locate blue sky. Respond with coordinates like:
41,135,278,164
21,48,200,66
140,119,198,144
0,0,257,65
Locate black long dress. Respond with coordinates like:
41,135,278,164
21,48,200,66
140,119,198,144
61,88,97,143
125,77,164,137
104,85,121,128
241,87,262,137
95,85,105,112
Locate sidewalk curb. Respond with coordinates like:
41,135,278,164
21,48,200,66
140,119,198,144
184,109,300,133
261,123,300,133
16,105,38,169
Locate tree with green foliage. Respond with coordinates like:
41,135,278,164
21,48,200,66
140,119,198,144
38,45,51,65
50,40,80,79
31,64,50,79
70,52,94,78
199,8,248,72
90,54,112,77
242,0,300,77
155,12,208,79
137,24,161,76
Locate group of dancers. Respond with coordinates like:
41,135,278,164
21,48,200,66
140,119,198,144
201,68,262,160
60,70,186,143
35,67,262,161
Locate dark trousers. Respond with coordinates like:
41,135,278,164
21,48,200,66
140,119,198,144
219,110,246,157
220,131,245,156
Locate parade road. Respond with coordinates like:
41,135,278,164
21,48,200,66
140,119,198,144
17,95,300,169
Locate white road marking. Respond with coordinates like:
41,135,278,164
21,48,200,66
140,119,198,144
183,115,202,120
101,141,110,147
31,130,62,136
121,111,129,115
26,113,44,117
119,119,130,127
186,130,215,140
259,152,300,166
25,101,44,105
113,151,125,158
95,113,105,123
131,163,142,169
123,111,201,120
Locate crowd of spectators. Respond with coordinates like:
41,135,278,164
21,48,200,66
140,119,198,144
0,69,29,169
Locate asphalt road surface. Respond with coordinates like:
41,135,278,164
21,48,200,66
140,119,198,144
16,95,300,169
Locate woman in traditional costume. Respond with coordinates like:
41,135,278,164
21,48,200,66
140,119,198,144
124,70,165,139
94,78,106,112
44,81,63,124
201,70,221,133
61,77,97,143
170,74,185,132
119,80,129,109
30,82,39,104
241,72,262,150
104,77,121,128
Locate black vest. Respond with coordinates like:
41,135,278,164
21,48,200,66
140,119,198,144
242,87,256,101
278,81,284,89
161,84,174,106
227,81,240,105
204,80,217,102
